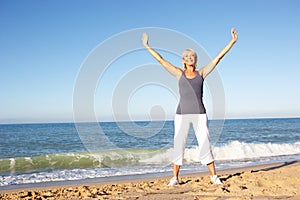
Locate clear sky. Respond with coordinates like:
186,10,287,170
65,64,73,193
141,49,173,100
1,0,300,124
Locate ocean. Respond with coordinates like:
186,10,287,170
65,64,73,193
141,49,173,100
0,118,300,189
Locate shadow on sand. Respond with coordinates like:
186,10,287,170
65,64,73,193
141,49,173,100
220,160,298,182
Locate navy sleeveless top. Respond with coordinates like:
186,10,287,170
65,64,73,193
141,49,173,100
176,71,206,114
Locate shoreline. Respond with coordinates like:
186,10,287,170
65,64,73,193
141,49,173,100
1,160,299,199
0,160,294,192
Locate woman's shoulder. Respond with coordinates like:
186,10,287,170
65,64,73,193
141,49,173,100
197,69,204,78
174,68,183,79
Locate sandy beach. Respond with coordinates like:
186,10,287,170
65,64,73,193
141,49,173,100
0,160,299,200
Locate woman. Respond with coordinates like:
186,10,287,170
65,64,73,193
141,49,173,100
142,28,238,186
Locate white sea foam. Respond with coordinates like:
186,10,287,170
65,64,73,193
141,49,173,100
142,141,300,164
213,141,300,161
0,165,171,187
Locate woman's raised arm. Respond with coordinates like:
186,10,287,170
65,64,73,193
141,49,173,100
142,33,182,79
200,28,238,79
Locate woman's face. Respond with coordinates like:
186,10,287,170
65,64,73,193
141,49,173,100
182,50,197,66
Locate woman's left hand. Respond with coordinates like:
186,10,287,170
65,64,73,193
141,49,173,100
231,28,238,42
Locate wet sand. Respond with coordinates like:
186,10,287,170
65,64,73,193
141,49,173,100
1,160,299,199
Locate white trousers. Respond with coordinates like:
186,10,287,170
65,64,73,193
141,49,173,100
173,114,214,165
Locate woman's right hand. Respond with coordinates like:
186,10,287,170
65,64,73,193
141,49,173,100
142,33,149,47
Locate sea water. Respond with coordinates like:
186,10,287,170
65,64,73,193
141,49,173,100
0,118,299,188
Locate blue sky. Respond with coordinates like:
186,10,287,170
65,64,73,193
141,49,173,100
1,0,300,123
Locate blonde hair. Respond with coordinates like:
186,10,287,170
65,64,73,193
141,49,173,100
182,49,198,70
